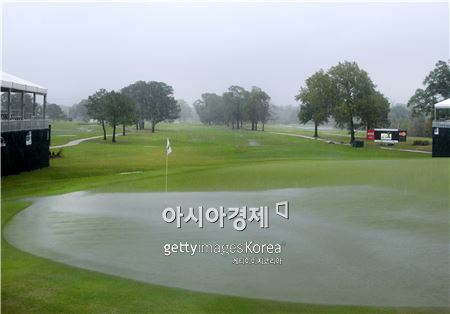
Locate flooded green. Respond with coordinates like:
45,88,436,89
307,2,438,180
4,187,449,307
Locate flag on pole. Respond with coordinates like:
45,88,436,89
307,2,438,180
166,138,172,155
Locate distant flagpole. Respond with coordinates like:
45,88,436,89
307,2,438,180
165,138,172,192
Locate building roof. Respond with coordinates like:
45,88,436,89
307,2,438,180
1,71,47,94
435,98,450,109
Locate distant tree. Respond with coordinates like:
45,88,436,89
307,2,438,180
46,103,66,121
122,81,180,132
119,93,137,136
223,86,248,129
359,91,390,130
194,93,226,125
245,87,271,131
271,105,299,124
86,89,109,140
121,81,147,129
177,99,194,122
103,91,135,142
328,61,385,143
408,60,450,117
69,100,89,122
296,70,335,137
258,100,271,131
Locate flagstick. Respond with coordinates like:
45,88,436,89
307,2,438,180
165,152,168,193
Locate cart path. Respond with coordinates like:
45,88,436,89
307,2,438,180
270,131,431,154
50,134,121,149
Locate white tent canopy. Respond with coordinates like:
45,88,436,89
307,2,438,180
434,98,450,109
1,71,47,95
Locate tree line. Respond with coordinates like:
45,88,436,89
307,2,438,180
295,60,449,141
44,59,449,142
194,86,271,131
84,81,181,142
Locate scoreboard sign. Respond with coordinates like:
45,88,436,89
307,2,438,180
374,129,400,143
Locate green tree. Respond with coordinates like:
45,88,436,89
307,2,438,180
328,61,379,143
69,100,89,122
408,60,450,117
359,91,390,130
194,93,226,125
86,89,109,140
177,99,194,122
245,87,271,131
119,94,137,136
104,91,135,142
223,86,248,129
46,103,66,121
296,70,335,137
122,81,180,133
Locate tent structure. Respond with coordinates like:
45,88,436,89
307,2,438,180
434,98,450,109
432,98,450,157
1,71,48,121
1,72,47,95
1,72,50,175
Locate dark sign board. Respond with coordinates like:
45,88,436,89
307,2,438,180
374,129,400,143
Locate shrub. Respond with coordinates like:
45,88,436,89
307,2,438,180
412,140,429,146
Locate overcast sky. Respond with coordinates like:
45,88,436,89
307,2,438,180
2,2,448,107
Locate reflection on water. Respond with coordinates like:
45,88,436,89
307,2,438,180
4,187,449,307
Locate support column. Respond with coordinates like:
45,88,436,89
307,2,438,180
21,91,24,119
7,89,11,119
43,94,47,119
33,92,36,117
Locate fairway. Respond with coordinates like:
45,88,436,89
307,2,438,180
2,123,449,313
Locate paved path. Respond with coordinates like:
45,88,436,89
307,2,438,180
379,146,431,154
50,134,121,149
269,132,350,145
270,131,431,154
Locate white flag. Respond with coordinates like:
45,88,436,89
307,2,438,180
166,138,172,155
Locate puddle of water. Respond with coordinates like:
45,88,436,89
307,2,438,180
4,187,449,307
248,140,260,146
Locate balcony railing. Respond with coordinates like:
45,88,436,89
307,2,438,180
432,121,450,128
1,119,50,132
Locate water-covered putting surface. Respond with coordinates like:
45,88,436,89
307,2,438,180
4,187,449,307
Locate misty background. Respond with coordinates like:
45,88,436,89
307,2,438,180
2,2,448,110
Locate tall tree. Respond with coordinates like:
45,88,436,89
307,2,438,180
359,91,390,130
328,61,377,143
119,94,137,136
104,91,135,142
69,100,89,122
223,86,248,129
246,87,270,131
86,89,109,140
121,81,147,129
194,93,226,125
408,60,450,117
296,70,335,137
177,99,194,122
122,81,180,133
46,103,66,121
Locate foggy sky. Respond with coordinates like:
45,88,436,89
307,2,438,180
2,2,448,107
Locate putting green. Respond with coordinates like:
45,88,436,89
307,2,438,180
5,186,448,307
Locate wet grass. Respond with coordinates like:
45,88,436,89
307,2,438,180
2,122,448,313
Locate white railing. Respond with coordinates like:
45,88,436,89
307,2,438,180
1,119,50,132
432,121,450,128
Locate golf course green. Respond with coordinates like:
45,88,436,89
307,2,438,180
2,122,449,313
